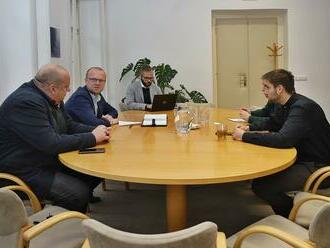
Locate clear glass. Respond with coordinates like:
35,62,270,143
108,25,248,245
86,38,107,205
188,103,211,127
174,108,194,134
215,122,228,140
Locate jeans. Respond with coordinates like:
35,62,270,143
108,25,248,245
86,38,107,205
252,162,330,217
47,167,101,213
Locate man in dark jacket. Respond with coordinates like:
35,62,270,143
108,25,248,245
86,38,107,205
0,64,110,212
239,102,281,130
233,69,330,217
65,67,118,127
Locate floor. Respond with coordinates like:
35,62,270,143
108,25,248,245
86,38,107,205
89,179,273,236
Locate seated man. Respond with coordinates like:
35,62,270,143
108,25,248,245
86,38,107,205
232,69,330,217
65,67,118,126
125,65,162,110
0,64,110,213
239,101,281,130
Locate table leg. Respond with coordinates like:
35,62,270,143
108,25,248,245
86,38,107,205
166,185,187,231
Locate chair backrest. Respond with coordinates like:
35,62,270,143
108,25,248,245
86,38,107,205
0,188,29,248
309,203,330,248
83,219,218,248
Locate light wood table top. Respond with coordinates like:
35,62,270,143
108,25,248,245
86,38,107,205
59,108,297,231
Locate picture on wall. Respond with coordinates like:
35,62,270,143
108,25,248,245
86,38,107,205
50,27,61,58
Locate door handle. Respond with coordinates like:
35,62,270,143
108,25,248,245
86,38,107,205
239,73,247,88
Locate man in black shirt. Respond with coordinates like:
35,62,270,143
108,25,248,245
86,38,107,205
232,69,330,217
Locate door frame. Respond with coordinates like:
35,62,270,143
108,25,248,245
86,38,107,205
211,9,288,107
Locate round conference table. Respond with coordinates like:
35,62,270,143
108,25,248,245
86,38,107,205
59,108,297,231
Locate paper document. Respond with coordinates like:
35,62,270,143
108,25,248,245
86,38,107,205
142,114,167,126
119,121,142,126
228,118,246,122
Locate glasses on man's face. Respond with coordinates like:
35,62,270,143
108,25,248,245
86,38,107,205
88,78,106,83
142,76,154,81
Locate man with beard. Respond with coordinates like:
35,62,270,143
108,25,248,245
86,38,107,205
125,65,162,110
232,69,330,217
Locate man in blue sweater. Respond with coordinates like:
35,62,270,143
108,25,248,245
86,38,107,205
65,67,118,127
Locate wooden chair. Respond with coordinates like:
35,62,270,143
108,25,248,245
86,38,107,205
81,219,226,248
227,200,330,248
292,166,330,228
0,173,89,248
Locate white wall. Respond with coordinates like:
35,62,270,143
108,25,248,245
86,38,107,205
1,0,330,119
0,0,37,103
49,0,71,71
105,0,330,118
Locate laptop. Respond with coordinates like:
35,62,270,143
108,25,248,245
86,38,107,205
150,94,176,112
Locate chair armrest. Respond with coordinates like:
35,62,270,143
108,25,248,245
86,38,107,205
0,173,30,188
233,225,315,248
311,171,330,193
217,232,226,247
304,166,330,192
23,211,89,242
3,185,42,213
289,194,330,222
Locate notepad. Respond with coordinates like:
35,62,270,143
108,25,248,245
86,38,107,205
142,114,167,127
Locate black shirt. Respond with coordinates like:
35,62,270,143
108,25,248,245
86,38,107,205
243,93,330,163
142,87,152,104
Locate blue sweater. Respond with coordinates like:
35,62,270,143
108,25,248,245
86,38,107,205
65,86,118,127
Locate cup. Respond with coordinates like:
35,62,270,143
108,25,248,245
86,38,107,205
215,122,228,140
174,108,194,134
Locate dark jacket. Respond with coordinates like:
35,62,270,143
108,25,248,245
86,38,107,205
243,94,330,163
65,86,118,127
249,102,281,131
0,81,96,197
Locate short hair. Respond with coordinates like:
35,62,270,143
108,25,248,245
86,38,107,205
85,67,105,79
139,65,153,75
262,69,295,94
35,64,68,87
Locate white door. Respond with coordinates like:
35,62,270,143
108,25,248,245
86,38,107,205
215,17,277,109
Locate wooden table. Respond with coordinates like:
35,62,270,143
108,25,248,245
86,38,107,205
59,109,296,231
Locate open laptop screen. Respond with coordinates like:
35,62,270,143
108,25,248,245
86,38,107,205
150,94,176,112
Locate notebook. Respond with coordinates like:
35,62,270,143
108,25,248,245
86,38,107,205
141,114,167,127
150,94,176,112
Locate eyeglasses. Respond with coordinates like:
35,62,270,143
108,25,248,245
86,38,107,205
88,78,106,83
142,76,154,80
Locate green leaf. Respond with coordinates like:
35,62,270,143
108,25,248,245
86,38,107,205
119,63,133,81
154,64,177,93
189,91,208,103
179,84,208,103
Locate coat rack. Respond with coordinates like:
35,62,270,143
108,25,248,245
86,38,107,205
267,42,283,69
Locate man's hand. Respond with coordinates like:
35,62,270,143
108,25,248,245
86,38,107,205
92,125,111,144
239,108,251,121
232,125,247,141
102,114,118,125
236,124,250,132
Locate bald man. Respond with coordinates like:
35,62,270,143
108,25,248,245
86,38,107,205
0,64,110,212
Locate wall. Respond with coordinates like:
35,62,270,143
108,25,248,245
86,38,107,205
1,0,330,118
0,0,37,103
106,0,330,118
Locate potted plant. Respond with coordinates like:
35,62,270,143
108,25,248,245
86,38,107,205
120,58,208,103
